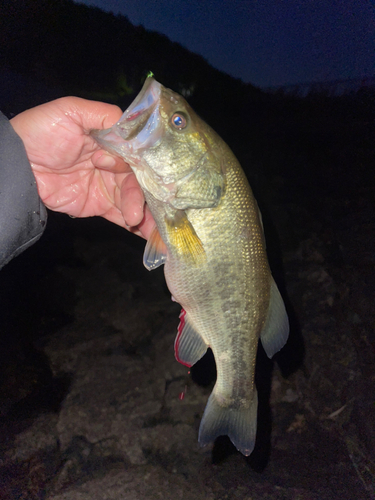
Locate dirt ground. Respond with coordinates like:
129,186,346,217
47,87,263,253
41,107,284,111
0,94,374,499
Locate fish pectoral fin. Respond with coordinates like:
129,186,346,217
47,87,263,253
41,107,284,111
143,225,167,270
260,278,289,358
174,308,208,367
165,211,205,265
198,389,258,457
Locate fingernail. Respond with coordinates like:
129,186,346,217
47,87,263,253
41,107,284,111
96,154,116,169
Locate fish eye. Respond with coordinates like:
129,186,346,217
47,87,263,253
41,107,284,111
171,112,187,130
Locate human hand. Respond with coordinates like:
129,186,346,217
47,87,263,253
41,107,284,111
10,97,154,239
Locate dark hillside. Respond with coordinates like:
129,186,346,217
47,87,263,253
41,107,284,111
0,0,260,118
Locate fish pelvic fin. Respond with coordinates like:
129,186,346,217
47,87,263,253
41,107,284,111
198,389,258,456
175,309,208,367
165,211,205,265
143,225,168,270
260,278,289,358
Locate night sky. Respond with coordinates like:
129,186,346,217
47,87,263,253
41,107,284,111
76,0,375,88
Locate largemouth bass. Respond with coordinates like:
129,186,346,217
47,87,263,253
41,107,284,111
91,76,289,456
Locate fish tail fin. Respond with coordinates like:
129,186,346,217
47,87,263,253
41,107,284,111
198,389,258,456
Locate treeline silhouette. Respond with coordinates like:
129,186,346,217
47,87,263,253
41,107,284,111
1,0,374,205
1,0,261,123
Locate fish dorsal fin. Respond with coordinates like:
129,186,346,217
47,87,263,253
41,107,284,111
165,211,205,265
260,278,289,358
175,308,208,367
143,225,167,270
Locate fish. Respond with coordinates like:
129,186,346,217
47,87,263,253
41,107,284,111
91,76,289,456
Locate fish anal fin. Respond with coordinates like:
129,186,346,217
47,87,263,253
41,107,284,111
260,278,289,358
165,211,205,265
143,225,167,270
198,389,258,457
174,308,208,367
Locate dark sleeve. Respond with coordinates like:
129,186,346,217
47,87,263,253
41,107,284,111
0,112,48,269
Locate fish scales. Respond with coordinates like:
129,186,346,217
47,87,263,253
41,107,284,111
162,159,270,401
91,76,289,456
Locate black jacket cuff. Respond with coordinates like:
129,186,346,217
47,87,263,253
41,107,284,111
0,112,47,269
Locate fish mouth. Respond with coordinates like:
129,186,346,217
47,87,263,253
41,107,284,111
90,77,162,159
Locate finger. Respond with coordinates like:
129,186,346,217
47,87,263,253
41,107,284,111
101,206,129,229
102,196,155,240
119,172,145,227
135,205,156,240
92,150,131,174
62,97,124,130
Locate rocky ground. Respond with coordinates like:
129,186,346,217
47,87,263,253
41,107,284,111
1,185,374,499
0,95,374,499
